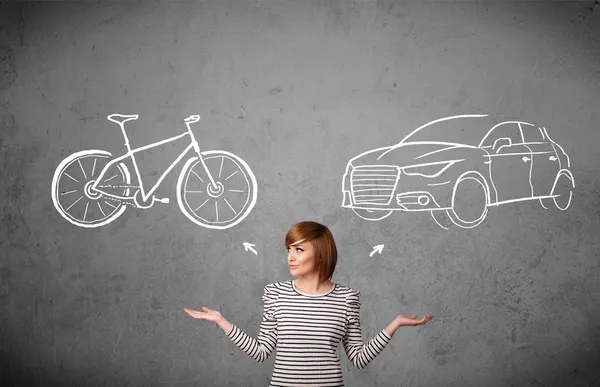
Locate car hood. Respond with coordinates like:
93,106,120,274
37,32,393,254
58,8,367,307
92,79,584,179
348,142,477,168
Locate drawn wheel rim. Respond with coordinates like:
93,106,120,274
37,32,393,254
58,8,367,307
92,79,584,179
352,208,393,221
447,176,488,228
177,151,257,229
552,173,573,210
52,151,129,227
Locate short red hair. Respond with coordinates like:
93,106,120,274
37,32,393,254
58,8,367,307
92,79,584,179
285,221,337,284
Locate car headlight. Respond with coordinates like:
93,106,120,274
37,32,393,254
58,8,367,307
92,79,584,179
342,162,353,182
402,160,459,178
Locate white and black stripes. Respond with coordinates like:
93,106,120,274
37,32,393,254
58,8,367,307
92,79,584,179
226,280,392,387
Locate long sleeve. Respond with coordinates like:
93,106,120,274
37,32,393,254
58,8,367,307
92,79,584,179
226,283,278,363
342,290,392,369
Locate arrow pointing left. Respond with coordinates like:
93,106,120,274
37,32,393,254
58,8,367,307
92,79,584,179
243,242,258,255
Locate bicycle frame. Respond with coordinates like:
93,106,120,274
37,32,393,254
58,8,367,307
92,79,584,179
90,119,210,203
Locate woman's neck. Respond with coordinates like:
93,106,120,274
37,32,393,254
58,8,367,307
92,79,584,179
294,276,334,294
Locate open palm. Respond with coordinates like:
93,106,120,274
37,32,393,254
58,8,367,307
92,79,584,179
183,306,223,323
396,314,433,327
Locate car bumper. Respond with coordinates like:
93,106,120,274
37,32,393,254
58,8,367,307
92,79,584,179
342,189,441,211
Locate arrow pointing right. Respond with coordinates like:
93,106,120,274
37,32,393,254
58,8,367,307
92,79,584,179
370,244,384,257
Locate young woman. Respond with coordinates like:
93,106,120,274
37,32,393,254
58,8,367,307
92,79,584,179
184,221,432,386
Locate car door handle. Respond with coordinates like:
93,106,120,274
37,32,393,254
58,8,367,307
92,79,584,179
522,156,530,162
549,156,557,161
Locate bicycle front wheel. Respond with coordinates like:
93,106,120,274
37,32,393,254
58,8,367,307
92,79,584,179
177,150,257,229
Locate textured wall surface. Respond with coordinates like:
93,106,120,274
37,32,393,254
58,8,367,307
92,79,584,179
1,1,599,386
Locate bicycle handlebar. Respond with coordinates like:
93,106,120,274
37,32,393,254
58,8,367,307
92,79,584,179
184,115,201,124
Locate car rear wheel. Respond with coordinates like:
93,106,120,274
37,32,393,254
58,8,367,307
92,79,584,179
551,171,574,210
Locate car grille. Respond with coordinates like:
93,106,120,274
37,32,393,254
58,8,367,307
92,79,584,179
351,166,399,205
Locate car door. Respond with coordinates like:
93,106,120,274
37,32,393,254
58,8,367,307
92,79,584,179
519,123,561,198
480,122,533,204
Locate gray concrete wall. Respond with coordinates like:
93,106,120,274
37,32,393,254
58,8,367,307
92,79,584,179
1,1,599,386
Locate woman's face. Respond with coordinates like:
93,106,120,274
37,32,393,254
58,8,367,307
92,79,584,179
287,239,317,277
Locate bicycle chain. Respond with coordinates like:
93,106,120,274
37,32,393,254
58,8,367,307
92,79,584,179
98,186,146,208
97,185,140,189
104,195,137,207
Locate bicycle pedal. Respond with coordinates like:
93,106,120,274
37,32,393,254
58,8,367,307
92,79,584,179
155,197,170,204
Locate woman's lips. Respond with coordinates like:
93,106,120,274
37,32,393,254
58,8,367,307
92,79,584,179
289,265,298,269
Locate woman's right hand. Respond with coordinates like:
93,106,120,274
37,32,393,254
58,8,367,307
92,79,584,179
183,306,224,323
395,314,433,327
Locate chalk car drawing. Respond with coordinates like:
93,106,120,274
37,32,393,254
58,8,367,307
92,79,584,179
341,114,574,229
52,114,257,229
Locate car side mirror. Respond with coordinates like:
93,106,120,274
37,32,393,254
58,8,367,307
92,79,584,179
492,138,511,153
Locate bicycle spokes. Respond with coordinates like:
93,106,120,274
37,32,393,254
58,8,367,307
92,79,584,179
52,151,130,227
178,151,257,228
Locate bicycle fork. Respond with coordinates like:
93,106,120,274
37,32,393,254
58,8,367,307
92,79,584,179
184,115,220,191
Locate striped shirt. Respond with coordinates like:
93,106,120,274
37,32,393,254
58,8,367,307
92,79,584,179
226,280,393,387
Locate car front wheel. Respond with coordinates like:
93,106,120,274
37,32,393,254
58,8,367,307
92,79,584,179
352,208,393,221
431,174,489,229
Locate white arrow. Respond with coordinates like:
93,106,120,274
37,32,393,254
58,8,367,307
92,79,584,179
370,244,384,257
243,242,258,255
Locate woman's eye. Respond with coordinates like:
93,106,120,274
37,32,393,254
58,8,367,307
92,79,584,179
297,248,303,252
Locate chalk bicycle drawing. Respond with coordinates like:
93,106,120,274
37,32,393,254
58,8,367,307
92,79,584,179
341,114,574,229
52,114,257,229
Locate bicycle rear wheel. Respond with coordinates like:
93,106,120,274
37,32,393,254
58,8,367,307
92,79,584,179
177,150,257,229
52,150,130,228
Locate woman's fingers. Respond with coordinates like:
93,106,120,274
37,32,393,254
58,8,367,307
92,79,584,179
183,307,223,324
184,308,209,319
398,313,433,326
183,308,200,316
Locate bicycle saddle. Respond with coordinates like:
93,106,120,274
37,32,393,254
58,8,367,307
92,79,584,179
184,114,201,124
107,114,139,125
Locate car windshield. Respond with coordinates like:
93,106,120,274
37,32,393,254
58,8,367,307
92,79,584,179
398,115,495,147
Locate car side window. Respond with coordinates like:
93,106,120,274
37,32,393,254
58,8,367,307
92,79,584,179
480,123,523,150
520,123,545,143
